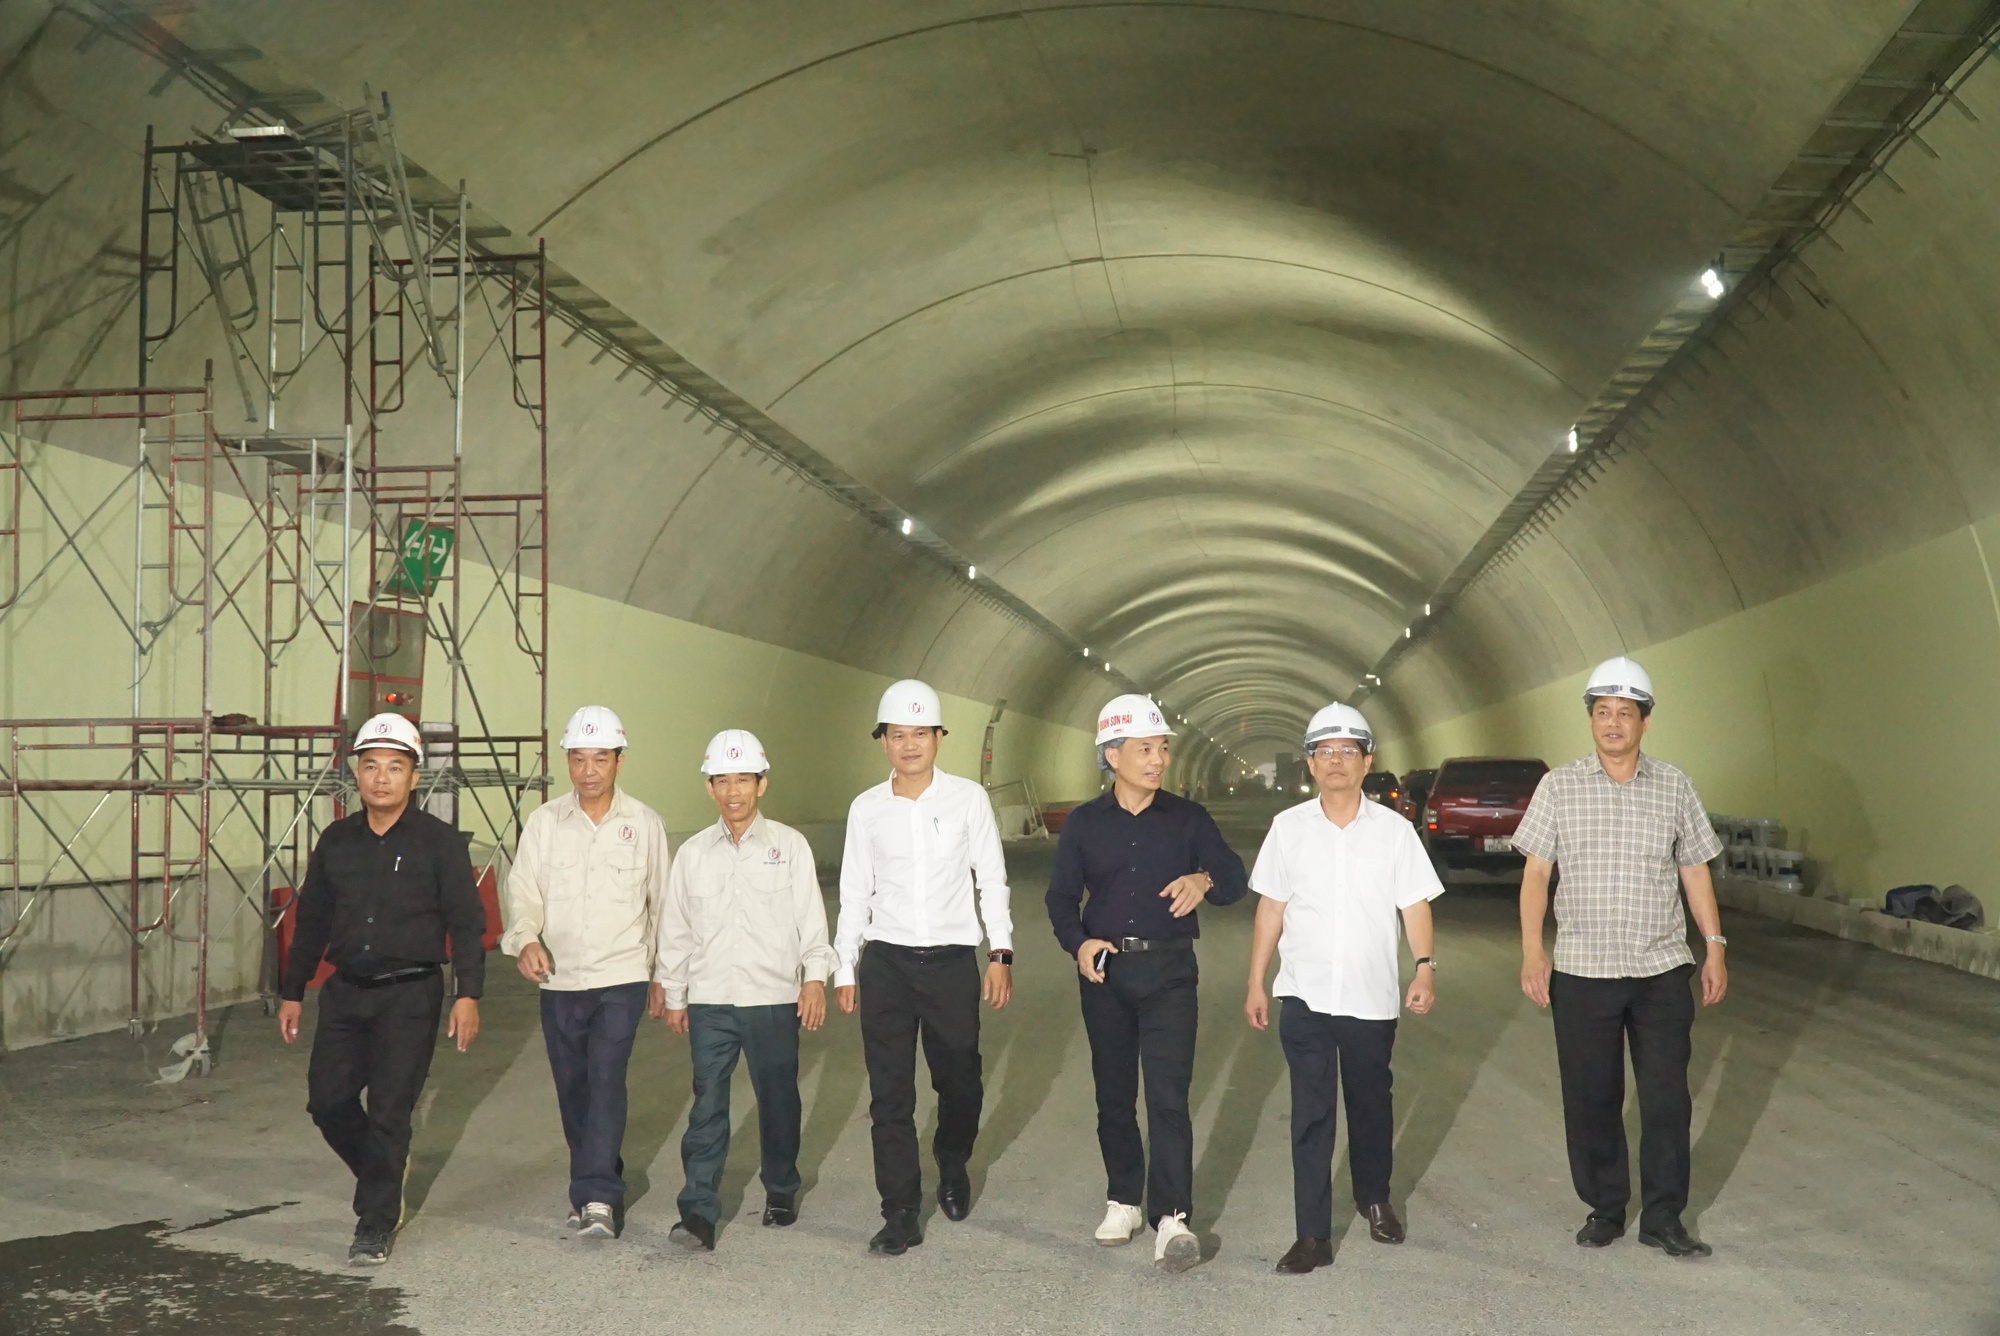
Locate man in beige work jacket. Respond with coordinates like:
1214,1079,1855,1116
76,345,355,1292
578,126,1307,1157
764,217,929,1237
503,705,670,1241
654,729,835,1251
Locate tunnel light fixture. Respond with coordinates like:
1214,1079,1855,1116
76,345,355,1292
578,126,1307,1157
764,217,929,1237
1403,627,1411,639
1699,267,1726,300
1082,647,1091,658
1423,603,1431,617
1567,427,1580,453
900,517,914,536
967,565,977,580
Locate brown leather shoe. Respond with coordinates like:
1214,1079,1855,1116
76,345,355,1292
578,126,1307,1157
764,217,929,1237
1358,1202,1404,1244
1275,1237,1333,1274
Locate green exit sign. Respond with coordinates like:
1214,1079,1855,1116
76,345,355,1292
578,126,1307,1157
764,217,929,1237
385,520,453,598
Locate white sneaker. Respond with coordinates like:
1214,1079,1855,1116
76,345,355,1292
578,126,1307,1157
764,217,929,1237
1153,1212,1199,1272
1094,1201,1146,1246
579,1202,616,1239
564,1206,582,1231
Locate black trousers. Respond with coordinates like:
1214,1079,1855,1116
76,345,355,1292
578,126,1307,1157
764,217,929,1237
305,971,446,1233
1279,998,1397,1238
540,981,648,1210
679,1003,802,1224
1549,964,1696,1231
857,942,983,1216
1078,947,1199,1226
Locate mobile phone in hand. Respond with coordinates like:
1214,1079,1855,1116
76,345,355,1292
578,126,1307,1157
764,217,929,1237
1093,948,1110,975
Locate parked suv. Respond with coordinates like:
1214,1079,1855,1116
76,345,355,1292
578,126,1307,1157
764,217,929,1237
1422,757,1548,870
1396,768,1437,824
1361,771,1400,808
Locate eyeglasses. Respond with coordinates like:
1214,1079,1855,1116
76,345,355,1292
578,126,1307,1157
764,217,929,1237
1307,744,1365,761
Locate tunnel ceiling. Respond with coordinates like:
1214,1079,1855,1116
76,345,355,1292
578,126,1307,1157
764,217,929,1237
201,0,1907,755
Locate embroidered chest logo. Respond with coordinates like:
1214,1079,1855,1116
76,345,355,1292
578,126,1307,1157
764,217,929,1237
618,824,636,843
766,847,782,863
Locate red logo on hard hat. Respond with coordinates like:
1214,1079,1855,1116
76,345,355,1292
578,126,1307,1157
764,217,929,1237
909,702,923,715
728,747,740,759
583,722,596,735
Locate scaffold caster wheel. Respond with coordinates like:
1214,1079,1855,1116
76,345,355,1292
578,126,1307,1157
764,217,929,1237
261,996,276,1017
194,1051,213,1077
127,1017,144,1039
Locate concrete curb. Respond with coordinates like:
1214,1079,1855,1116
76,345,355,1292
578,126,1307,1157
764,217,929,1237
1717,876,2000,983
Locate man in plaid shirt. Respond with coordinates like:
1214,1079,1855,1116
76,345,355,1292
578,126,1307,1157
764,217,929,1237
1512,656,1727,1260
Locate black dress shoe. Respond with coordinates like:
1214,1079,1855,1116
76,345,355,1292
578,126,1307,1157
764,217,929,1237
936,1170,972,1222
762,1194,798,1228
1274,1237,1333,1274
668,1214,716,1252
1358,1202,1404,1245
1575,1215,1625,1248
868,1210,923,1255
1638,1221,1712,1258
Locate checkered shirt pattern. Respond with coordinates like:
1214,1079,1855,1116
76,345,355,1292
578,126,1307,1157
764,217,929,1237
1510,752,1722,979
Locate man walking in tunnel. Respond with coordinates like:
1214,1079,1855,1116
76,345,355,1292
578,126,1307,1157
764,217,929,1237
834,680,1014,1256
1046,693,1247,1272
502,706,670,1241
654,729,834,1250
1244,702,1441,1274
1513,656,1728,1259
276,712,487,1266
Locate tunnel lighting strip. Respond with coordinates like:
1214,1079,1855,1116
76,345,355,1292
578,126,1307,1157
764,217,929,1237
1355,5,2000,702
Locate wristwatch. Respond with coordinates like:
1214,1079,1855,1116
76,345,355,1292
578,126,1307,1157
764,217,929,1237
1413,956,1438,971
988,950,1014,966
1704,935,1727,947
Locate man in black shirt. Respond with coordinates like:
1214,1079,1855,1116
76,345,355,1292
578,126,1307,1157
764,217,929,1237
1046,694,1246,1272
276,712,487,1265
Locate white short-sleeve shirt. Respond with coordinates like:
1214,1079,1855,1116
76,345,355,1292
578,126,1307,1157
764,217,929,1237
1249,796,1445,1021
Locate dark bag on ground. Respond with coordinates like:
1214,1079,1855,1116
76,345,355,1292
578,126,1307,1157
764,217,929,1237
1882,883,1984,930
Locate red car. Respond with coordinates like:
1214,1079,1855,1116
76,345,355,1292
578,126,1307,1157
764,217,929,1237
1421,757,1549,870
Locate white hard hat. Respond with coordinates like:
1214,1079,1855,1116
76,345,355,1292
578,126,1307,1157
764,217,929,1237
873,679,946,736
560,704,628,751
701,728,769,776
1583,656,1655,711
1095,694,1174,747
352,712,423,759
1302,702,1373,755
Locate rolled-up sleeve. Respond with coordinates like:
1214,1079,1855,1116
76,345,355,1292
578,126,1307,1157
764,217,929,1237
1194,808,1249,906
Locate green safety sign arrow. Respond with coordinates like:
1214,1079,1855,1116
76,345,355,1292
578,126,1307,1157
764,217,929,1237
385,520,453,598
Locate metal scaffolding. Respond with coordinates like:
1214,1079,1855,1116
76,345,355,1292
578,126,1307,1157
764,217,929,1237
0,94,549,1073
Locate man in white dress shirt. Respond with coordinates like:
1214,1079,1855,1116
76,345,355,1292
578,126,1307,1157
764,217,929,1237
833,679,1013,1256
503,706,671,1242
1245,703,1441,1275
653,729,835,1252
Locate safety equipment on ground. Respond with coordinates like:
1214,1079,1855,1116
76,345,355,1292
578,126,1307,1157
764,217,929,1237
701,728,769,776
1582,656,1654,710
560,705,627,751
352,712,423,759
1094,693,1174,747
874,679,946,735
1302,703,1373,755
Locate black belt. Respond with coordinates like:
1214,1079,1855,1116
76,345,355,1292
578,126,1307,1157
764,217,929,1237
337,964,441,989
870,942,975,962
1114,936,1193,953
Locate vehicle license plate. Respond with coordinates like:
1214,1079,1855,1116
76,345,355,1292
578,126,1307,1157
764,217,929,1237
1483,837,1512,853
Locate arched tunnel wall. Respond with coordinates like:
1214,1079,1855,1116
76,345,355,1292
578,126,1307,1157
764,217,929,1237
1376,51,2000,914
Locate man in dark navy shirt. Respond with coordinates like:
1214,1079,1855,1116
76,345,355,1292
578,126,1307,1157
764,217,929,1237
276,712,487,1265
1046,694,1246,1272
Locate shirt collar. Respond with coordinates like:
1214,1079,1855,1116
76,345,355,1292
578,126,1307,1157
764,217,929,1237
557,786,629,824
713,811,767,848
1584,752,1654,781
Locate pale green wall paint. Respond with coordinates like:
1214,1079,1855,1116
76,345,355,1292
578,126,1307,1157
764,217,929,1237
0,436,1098,1046
1379,519,2000,912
